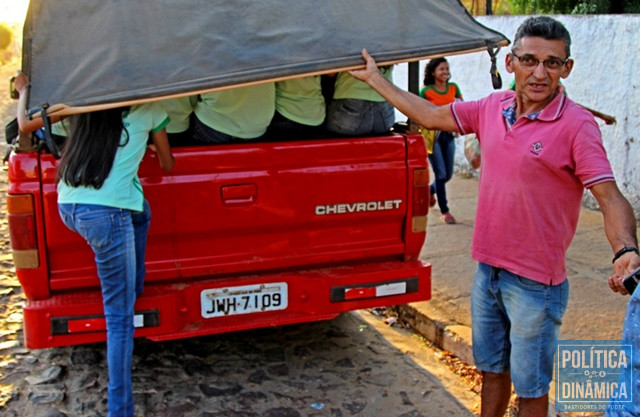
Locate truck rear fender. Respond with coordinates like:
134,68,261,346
405,133,430,260
7,151,52,300
7,194,39,269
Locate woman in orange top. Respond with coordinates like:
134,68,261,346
419,57,462,224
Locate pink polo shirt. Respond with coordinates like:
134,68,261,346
451,88,614,285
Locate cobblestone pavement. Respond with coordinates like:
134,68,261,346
2,310,479,417
0,59,481,417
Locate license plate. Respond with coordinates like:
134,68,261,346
200,282,288,318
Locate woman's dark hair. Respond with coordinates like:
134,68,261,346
58,107,130,189
423,57,448,86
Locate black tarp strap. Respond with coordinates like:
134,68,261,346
3,118,19,163
40,105,62,159
487,43,502,90
4,118,18,145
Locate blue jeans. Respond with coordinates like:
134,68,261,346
471,263,569,398
326,98,395,136
266,110,324,139
193,116,247,144
58,201,151,417
428,131,455,214
605,287,640,416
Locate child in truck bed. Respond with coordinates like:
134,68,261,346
193,83,275,143
325,67,395,136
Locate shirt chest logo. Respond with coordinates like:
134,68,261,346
531,141,543,155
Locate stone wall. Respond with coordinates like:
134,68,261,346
393,15,640,218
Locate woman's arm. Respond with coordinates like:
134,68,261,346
149,129,175,171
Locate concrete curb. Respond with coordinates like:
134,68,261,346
394,303,474,367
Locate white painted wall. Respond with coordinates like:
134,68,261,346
393,15,640,217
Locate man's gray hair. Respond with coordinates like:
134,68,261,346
513,16,571,58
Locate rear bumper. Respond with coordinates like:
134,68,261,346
23,260,431,349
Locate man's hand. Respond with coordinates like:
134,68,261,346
609,252,640,295
348,49,380,83
608,275,629,295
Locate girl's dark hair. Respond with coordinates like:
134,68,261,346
423,57,448,86
58,107,130,189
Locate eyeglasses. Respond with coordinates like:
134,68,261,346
511,51,569,71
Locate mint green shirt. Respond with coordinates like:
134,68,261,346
275,76,325,126
333,67,393,102
159,96,197,133
51,119,71,136
194,83,275,139
57,103,170,211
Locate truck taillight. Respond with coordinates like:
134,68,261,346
7,194,39,269
412,168,429,232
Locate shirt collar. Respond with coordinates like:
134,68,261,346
500,85,567,125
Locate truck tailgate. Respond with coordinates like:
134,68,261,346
43,135,411,290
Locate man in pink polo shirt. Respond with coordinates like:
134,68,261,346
350,16,640,417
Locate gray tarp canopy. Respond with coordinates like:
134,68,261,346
22,0,509,117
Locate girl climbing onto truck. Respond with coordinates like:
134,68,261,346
15,72,175,417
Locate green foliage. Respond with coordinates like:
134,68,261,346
506,0,640,14
624,0,640,12
459,0,515,15
465,0,640,14
510,0,578,13
571,0,611,13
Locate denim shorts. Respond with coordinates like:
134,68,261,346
471,262,569,398
325,98,395,136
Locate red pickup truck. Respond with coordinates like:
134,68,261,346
8,132,432,348
6,0,507,349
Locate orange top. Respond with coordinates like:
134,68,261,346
419,82,462,106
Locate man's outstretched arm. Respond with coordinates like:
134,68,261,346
590,181,640,295
349,49,458,132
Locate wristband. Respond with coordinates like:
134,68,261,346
612,246,639,263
